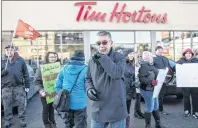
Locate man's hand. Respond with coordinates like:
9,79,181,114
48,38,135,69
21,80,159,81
151,80,158,86
92,52,102,65
25,88,29,92
87,88,99,101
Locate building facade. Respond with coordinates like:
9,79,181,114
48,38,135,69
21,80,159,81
2,1,198,65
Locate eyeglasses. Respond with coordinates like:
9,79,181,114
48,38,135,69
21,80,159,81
96,40,108,46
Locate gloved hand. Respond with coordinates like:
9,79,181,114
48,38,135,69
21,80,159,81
92,52,102,65
39,90,47,98
2,69,8,76
25,88,29,92
151,80,158,86
87,88,99,101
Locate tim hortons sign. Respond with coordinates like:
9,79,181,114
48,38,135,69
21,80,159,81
74,1,168,24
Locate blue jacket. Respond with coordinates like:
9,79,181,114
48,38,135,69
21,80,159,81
55,60,87,110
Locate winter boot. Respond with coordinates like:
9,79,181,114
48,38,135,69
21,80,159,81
152,110,166,128
20,120,27,127
145,112,152,128
126,116,130,128
134,111,145,119
44,124,51,128
51,122,58,128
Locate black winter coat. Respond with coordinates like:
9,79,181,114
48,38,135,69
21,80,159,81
1,55,30,88
139,62,159,91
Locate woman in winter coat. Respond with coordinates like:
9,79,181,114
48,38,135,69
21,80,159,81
34,52,58,128
123,48,136,128
177,48,198,118
139,51,166,128
133,53,145,119
55,50,87,128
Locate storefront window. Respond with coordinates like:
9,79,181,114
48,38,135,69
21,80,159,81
135,44,151,54
192,31,198,50
135,31,151,44
174,31,191,61
90,31,135,44
55,31,84,44
156,31,174,60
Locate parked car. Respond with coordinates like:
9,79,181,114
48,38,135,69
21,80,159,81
164,59,183,99
1,63,39,115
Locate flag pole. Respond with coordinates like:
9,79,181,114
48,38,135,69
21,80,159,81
5,18,19,70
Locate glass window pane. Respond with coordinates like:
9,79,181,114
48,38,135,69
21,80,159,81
90,31,134,44
156,31,174,60
135,31,151,43
135,44,151,54
174,31,191,61
55,31,84,44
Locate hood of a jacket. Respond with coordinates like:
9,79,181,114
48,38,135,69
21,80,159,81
65,60,86,75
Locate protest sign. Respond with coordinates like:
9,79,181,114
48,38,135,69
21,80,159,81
153,68,169,98
176,64,198,87
40,62,61,104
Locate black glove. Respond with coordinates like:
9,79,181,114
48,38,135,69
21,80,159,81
92,52,102,65
87,88,99,101
2,69,8,76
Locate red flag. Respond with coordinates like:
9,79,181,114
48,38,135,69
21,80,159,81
15,19,41,40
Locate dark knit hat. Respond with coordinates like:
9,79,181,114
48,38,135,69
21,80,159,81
155,46,163,51
70,50,85,61
124,48,134,57
5,45,14,49
183,48,194,56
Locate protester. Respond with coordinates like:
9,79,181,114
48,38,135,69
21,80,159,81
86,31,128,128
54,52,60,63
55,50,88,128
1,45,30,128
34,52,58,128
153,46,170,115
134,53,145,119
177,48,198,119
123,48,136,128
139,51,166,128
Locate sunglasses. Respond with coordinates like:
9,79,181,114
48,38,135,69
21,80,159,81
96,40,108,46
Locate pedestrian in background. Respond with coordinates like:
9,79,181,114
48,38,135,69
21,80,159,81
1,45,30,128
153,46,170,115
55,50,88,128
139,51,166,128
134,53,145,119
123,48,136,128
34,52,58,128
177,48,198,119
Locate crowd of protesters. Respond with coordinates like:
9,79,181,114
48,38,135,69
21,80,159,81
1,31,198,128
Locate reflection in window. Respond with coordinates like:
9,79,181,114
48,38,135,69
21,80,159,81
55,32,84,44
156,31,174,60
174,31,191,61
135,31,151,43
135,44,151,54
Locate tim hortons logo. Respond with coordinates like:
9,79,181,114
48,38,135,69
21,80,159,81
74,1,168,24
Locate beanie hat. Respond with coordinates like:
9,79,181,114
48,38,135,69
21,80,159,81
123,48,134,57
183,48,194,56
155,46,163,51
70,50,85,61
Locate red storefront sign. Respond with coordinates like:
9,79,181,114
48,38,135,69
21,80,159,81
74,1,168,24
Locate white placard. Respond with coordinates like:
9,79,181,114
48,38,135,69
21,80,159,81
176,64,198,87
153,68,169,98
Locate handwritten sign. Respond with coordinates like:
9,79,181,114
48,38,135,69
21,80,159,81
40,62,61,104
